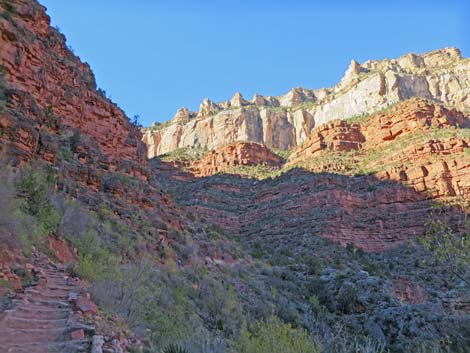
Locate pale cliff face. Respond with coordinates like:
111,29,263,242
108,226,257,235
143,47,470,158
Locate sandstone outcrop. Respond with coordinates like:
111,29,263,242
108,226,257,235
288,99,470,200
191,142,283,177
153,162,435,252
289,99,469,162
143,48,470,157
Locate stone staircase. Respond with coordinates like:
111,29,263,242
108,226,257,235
0,254,92,353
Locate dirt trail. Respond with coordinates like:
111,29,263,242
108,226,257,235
0,254,91,353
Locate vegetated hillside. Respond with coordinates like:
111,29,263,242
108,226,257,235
142,47,470,157
0,1,469,353
151,98,470,350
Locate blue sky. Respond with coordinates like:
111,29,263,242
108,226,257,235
40,0,469,126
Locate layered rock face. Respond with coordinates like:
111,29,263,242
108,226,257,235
154,162,434,252
0,0,147,178
153,99,470,251
288,99,470,199
191,142,283,177
143,48,470,157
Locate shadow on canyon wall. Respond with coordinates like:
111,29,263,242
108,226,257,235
150,159,467,253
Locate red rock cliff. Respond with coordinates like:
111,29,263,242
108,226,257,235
0,0,147,179
191,142,283,177
287,99,470,199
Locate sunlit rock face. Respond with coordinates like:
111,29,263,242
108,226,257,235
143,47,470,158
191,142,283,177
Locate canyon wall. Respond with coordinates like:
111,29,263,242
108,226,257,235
0,0,192,238
288,98,470,200
0,0,147,179
143,48,470,157
153,99,470,252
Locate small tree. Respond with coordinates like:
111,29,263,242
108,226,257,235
132,114,142,128
420,204,470,288
16,165,60,238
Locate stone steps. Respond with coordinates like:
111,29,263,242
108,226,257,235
3,339,89,353
4,316,69,330
8,310,71,320
12,298,71,308
0,330,66,344
0,256,91,353
24,288,70,296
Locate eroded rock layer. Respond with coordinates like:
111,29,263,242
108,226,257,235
152,99,470,252
191,142,283,177
288,99,470,199
143,48,470,157
0,0,192,258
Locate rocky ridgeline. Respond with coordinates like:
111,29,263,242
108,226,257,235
0,0,193,232
143,47,470,157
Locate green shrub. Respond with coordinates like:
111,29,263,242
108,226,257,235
235,317,320,353
12,266,35,287
147,299,201,350
421,206,470,286
309,294,321,314
72,230,120,280
2,0,16,16
10,166,60,255
0,278,12,288
271,148,292,161
16,166,59,238
0,166,20,245
337,283,359,314
305,256,323,275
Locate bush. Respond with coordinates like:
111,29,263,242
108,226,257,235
72,230,120,280
0,167,20,246
337,282,359,314
16,166,59,238
305,256,323,275
12,266,35,287
421,206,470,286
235,317,320,353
